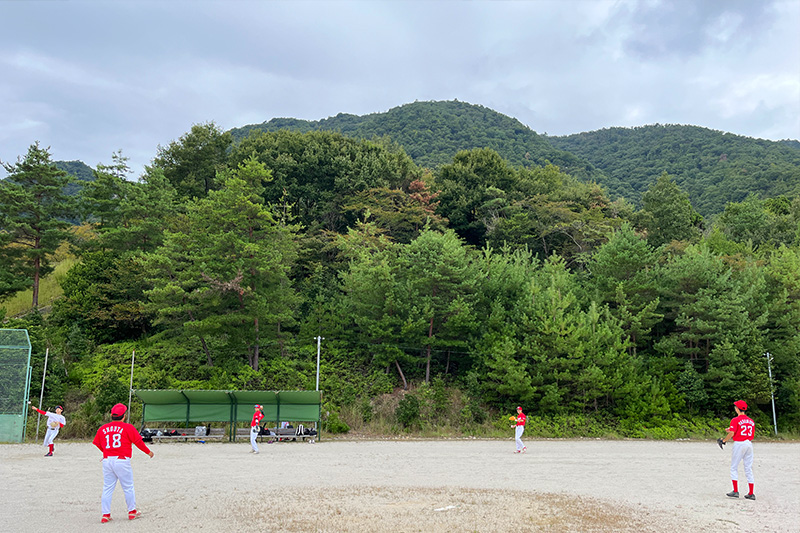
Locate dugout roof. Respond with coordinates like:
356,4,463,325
133,389,321,427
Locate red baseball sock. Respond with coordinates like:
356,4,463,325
732,480,738,492
748,483,754,495
49,444,54,453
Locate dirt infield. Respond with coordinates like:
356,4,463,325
2,438,798,532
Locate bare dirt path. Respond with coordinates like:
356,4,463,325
2,439,797,532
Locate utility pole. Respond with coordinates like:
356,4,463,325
35,348,49,437
314,336,324,391
765,352,778,436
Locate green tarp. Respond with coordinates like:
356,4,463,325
134,389,321,427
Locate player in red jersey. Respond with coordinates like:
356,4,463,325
250,404,264,454
92,403,154,523
718,400,755,500
513,406,527,453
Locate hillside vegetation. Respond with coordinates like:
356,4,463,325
549,125,800,216
230,100,606,182
232,101,800,217
2,109,799,441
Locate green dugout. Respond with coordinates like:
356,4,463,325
133,389,321,441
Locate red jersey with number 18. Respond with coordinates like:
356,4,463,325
92,421,152,458
727,414,754,441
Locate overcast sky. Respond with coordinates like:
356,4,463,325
1,0,798,179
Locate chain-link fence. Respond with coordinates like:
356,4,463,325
0,329,32,442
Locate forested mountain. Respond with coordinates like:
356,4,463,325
230,100,606,183
548,125,800,216
55,160,94,196
232,101,800,217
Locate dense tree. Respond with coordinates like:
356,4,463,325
436,148,520,247
638,173,702,247
342,178,448,243
396,229,479,382
0,142,75,307
229,130,421,232
143,158,299,370
587,223,662,355
152,122,232,200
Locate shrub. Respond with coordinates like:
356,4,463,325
396,393,421,429
325,410,350,434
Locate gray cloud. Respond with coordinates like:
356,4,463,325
1,0,798,179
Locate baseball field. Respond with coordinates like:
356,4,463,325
2,438,798,532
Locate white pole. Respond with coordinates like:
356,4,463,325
765,352,778,436
35,348,49,438
127,350,135,423
315,336,323,391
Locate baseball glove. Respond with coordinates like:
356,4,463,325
49,420,59,429
717,438,726,449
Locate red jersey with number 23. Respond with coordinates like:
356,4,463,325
93,421,152,458
727,414,754,441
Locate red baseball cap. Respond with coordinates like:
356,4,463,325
516,406,522,410
111,403,127,416
254,404,263,410
734,400,748,411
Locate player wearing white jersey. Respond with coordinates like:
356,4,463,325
29,403,65,456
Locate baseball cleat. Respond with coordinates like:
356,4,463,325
128,509,140,520
522,447,527,453
744,493,756,500
726,491,739,498
44,452,53,457
101,515,112,524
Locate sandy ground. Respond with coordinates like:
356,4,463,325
1,437,798,532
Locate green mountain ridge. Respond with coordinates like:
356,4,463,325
230,100,605,183
549,124,800,216
231,100,800,217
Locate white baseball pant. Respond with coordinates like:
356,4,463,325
730,440,754,483
515,425,525,451
43,427,59,447
101,457,137,514
251,426,259,452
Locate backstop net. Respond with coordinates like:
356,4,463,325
0,329,32,443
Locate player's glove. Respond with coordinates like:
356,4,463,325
717,438,726,449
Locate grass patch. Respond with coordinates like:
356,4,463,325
1,255,76,317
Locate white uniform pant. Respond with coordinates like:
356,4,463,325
250,426,259,452
730,440,754,483
101,457,136,514
43,427,59,447
515,425,525,451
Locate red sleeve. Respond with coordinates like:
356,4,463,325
92,430,104,452
127,425,151,455
32,407,46,415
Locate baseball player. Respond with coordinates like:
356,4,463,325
717,400,755,500
29,402,65,456
92,403,154,523
513,406,527,453
250,404,264,454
